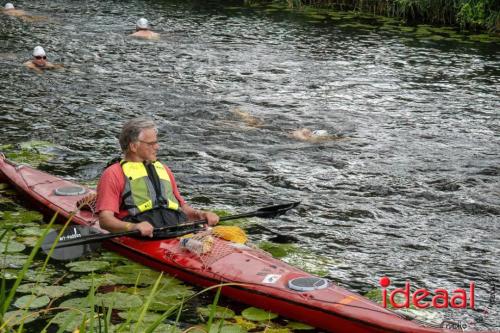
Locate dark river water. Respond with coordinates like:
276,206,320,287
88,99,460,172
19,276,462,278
1,0,499,331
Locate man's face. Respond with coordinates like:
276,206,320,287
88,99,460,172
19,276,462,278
33,55,47,68
134,127,159,162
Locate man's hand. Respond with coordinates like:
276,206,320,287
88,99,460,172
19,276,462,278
131,221,154,237
202,211,219,226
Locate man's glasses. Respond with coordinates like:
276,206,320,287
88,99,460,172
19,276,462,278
139,140,159,147
35,56,47,60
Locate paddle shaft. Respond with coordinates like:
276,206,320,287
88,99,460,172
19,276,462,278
50,202,300,249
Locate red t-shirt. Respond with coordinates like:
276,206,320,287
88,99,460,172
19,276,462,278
96,162,186,219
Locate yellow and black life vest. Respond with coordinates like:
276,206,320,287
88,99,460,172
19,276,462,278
120,160,180,217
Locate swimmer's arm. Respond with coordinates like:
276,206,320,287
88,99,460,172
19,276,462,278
46,63,64,69
24,61,43,73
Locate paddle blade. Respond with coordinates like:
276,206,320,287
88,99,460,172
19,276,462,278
42,225,101,261
255,201,300,218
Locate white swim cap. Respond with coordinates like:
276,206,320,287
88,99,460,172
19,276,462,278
136,18,149,29
4,3,14,9
312,130,328,136
33,46,46,57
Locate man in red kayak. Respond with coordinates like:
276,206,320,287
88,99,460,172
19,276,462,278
96,117,219,238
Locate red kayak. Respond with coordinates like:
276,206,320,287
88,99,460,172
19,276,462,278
0,156,484,333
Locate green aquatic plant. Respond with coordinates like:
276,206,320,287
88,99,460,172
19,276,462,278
13,294,50,309
66,260,111,273
17,283,74,298
1,210,44,226
94,292,144,310
198,305,236,319
0,213,58,331
241,307,278,322
258,241,334,276
0,239,25,253
258,241,297,258
1,140,55,167
233,316,257,330
286,321,315,330
246,0,499,31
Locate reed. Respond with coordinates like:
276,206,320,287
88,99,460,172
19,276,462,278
255,0,499,31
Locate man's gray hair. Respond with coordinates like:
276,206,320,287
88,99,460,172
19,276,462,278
119,117,157,152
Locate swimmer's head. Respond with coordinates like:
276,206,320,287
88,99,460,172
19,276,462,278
136,18,149,30
4,3,14,9
33,46,46,58
312,129,328,136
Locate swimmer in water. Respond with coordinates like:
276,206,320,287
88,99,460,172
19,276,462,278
2,2,26,16
290,128,340,142
231,108,263,127
24,46,62,72
130,18,159,40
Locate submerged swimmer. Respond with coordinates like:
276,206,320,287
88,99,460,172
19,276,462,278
130,18,159,40
24,46,62,72
231,108,263,127
2,2,26,16
290,128,341,142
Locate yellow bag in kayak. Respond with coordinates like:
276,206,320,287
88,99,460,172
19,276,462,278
211,226,247,244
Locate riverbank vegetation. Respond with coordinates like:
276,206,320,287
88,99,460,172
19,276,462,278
244,0,500,32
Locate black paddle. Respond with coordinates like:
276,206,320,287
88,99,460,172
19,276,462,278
42,201,300,260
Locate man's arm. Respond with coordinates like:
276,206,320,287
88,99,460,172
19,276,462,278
181,203,219,226
99,210,154,237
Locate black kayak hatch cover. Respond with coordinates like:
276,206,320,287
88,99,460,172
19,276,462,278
54,186,86,196
288,277,329,292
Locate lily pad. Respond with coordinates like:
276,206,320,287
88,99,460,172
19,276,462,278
17,283,47,294
100,251,128,263
38,285,75,298
64,273,120,290
22,268,57,282
155,284,195,299
0,239,26,253
241,307,278,322
286,321,315,330
50,310,86,328
112,264,163,285
2,210,43,225
198,305,235,319
66,260,110,272
18,236,39,247
59,297,93,309
3,309,40,326
14,294,50,309
50,310,108,333
0,253,29,269
117,310,164,323
15,226,43,237
94,292,143,310
0,269,18,280
147,297,181,312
